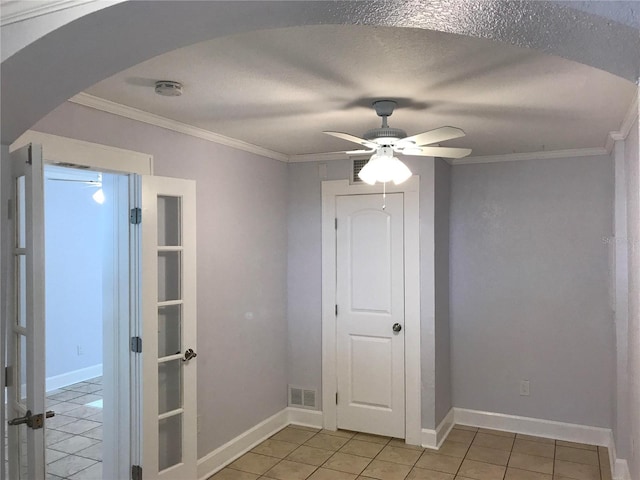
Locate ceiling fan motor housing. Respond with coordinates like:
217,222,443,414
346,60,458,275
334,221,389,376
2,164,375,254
363,127,407,145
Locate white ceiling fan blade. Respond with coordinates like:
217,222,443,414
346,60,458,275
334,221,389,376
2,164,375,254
397,126,466,147
403,146,472,159
323,131,379,149
346,149,375,155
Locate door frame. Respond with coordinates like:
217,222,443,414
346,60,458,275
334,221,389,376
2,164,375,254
5,131,153,479
321,176,422,445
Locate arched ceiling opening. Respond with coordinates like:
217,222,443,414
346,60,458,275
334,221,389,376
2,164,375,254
2,1,638,146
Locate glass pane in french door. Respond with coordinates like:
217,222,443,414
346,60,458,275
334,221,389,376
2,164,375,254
157,194,183,472
10,173,30,479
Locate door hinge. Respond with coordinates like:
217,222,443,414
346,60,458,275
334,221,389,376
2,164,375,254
4,366,11,387
335,218,338,230
131,336,142,353
27,144,33,165
131,465,142,480
130,207,142,225
335,392,338,405
335,304,338,316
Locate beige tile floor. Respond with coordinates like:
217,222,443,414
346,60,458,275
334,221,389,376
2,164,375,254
44,377,103,480
3,377,102,479
210,424,612,480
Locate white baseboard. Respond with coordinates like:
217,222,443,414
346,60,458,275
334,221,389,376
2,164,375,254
46,364,103,392
421,408,455,450
287,407,324,429
605,431,631,480
453,408,630,480
453,408,612,446
197,407,324,480
196,405,630,480
614,459,631,480
421,427,436,449
197,409,289,480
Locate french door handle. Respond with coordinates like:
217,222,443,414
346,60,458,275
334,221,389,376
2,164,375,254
8,410,55,429
8,410,32,426
182,348,197,362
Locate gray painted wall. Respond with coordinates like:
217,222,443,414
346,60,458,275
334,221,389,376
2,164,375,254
32,102,289,458
45,177,104,379
286,161,349,407
624,114,639,478
450,156,615,428
434,158,452,426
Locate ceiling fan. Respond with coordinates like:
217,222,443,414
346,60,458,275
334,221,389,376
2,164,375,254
324,100,472,185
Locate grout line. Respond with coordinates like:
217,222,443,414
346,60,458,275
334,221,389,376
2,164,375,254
502,434,514,480
454,427,477,477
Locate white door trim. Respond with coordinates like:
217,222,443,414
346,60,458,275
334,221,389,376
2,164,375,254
10,130,153,175
321,177,421,445
7,132,153,479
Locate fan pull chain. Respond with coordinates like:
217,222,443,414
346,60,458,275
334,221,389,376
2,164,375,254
382,182,386,210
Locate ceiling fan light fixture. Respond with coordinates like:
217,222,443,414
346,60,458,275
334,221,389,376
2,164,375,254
358,147,412,186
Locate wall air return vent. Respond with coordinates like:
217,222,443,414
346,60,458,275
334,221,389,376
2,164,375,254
288,385,317,409
352,158,369,184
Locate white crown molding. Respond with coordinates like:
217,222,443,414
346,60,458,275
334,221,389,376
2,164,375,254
291,147,611,166
617,90,639,141
290,152,353,163
70,92,635,167
69,93,289,163
0,0,96,26
451,147,609,165
607,90,639,152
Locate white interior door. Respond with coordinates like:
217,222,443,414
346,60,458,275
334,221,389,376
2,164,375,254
139,175,197,479
336,193,405,438
3,144,47,479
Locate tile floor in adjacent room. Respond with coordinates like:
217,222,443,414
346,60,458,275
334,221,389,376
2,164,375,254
210,424,612,480
44,377,103,480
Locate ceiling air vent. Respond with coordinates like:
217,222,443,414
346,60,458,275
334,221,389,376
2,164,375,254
288,385,317,409
352,158,368,184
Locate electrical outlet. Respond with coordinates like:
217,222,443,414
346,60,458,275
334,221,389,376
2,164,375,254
76,345,84,356
520,380,530,396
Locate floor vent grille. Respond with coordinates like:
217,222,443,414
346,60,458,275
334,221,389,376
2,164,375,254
289,385,317,409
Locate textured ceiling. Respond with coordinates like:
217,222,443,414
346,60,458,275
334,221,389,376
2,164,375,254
85,25,636,158
4,1,638,145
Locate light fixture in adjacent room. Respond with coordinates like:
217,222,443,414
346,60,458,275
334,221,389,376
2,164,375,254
92,188,105,204
358,147,412,185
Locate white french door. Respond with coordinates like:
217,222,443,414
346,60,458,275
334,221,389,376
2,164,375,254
139,175,197,479
335,193,405,438
3,144,47,479
2,151,199,479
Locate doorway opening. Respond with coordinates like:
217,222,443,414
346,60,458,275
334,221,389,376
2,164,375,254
42,165,129,479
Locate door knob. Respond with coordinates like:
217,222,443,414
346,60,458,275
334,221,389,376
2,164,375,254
182,348,197,362
392,323,402,333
